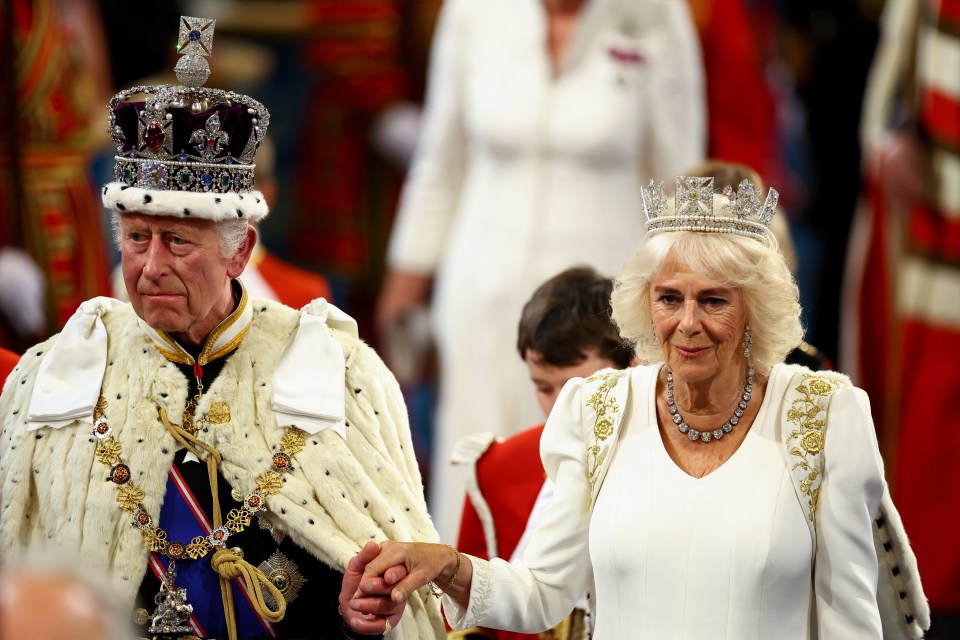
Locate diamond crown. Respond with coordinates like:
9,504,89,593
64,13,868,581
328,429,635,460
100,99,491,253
106,16,270,195
641,176,779,241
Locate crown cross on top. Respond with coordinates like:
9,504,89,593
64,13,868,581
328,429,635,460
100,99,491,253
641,176,779,241
177,17,215,57
174,17,216,88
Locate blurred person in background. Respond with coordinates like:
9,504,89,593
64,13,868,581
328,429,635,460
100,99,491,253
377,0,705,542
0,551,133,640
686,0,777,177
778,0,883,360
846,0,960,636
0,0,113,343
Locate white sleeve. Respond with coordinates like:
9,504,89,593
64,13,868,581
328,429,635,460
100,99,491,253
443,377,594,632
386,0,470,273
640,0,705,180
815,386,885,638
509,479,554,564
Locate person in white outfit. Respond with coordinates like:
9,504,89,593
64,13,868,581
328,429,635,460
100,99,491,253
377,0,705,542
349,175,928,639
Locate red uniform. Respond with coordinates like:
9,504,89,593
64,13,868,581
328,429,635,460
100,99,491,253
849,0,960,613
0,348,20,390
690,0,777,176
250,249,333,309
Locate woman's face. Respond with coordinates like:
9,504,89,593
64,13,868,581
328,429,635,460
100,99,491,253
649,257,748,385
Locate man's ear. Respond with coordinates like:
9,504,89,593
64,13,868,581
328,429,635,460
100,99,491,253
226,225,258,278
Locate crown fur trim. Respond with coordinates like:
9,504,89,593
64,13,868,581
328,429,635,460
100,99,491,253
102,182,268,223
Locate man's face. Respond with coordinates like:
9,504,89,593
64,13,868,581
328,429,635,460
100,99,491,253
120,213,252,345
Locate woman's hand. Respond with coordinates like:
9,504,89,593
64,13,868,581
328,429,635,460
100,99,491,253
339,541,407,635
358,541,473,609
374,269,432,334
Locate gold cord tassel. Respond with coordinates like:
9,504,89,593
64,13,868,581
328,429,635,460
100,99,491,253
160,408,288,640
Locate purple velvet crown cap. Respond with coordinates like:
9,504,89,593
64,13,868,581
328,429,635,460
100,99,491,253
111,101,257,164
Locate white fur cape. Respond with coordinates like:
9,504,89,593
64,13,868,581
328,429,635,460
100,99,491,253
0,299,443,639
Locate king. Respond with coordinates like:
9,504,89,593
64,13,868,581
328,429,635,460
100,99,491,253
0,15,444,640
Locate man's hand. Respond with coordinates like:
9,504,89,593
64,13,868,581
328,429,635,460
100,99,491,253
339,541,407,635
873,130,923,207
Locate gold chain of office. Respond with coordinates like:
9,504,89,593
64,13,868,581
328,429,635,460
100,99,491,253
90,395,305,562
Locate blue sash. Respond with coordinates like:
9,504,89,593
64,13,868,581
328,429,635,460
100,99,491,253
150,465,278,639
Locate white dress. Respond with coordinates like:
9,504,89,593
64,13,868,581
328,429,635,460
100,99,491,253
387,0,705,541
444,364,886,638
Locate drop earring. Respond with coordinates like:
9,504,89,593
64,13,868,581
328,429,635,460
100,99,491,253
742,325,752,360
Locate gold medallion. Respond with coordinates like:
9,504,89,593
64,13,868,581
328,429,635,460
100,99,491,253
206,402,231,424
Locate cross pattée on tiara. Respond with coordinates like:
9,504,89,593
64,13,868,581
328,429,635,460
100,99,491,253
641,176,779,241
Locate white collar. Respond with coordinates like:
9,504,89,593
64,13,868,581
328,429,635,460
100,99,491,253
27,292,355,440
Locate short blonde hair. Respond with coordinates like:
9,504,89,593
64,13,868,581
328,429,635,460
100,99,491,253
611,228,803,374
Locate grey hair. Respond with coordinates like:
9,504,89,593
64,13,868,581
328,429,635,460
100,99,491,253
111,210,252,259
611,229,804,374
0,548,134,640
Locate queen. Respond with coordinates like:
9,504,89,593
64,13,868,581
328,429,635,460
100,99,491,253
342,176,929,639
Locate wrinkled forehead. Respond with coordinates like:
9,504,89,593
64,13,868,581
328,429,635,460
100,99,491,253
119,211,218,235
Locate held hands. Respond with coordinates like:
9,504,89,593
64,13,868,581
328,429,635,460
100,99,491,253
339,541,407,636
348,541,472,618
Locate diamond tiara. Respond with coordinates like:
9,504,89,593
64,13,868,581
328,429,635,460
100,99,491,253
641,176,779,241
106,16,270,196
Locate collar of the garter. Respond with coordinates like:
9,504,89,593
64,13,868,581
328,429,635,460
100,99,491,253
137,279,251,367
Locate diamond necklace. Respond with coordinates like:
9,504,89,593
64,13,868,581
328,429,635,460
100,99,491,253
666,367,754,443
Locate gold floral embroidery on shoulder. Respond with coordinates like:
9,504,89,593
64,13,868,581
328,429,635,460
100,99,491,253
784,374,843,525
585,370,627,491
